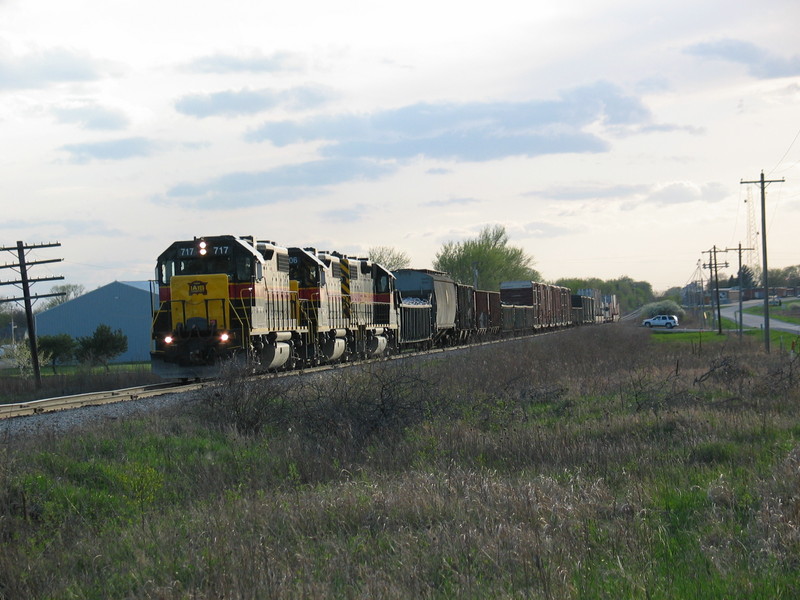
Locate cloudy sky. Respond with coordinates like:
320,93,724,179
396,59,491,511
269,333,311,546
2,0,799,295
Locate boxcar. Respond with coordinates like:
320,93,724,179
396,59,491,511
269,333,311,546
474,290,501,333
455,283,475,342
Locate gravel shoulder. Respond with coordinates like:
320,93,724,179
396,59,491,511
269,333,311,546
0,390,202,441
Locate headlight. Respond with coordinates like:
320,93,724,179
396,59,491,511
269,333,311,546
164,335,173,344
219,332,230,342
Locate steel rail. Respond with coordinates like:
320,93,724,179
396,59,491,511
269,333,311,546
0,382,201,420
0,326,570,421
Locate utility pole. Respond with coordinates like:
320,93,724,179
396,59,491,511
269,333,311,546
0,241,65,388
741,171,785,353
702,246,728,335
725,243,754,338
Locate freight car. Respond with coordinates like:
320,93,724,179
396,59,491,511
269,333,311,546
571,294,596,325
151,235,609,379
577,288,619,323
499,281,572,329
393,269,458,346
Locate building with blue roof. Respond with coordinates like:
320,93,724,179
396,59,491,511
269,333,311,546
35,281,157,363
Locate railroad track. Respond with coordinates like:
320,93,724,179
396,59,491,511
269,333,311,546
0,382,202,420
0,328,568,422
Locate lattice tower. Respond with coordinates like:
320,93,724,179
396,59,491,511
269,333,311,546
744,187,759,270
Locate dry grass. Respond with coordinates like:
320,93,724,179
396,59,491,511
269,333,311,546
0,364,161,404
2,325,800,598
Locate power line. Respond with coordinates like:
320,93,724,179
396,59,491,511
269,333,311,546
768,124,800,177
740,172,785,353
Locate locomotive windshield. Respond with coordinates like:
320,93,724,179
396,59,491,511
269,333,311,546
157,239,255,285
374,270,391,294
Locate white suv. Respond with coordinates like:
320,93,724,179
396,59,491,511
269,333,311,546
642,314,678,328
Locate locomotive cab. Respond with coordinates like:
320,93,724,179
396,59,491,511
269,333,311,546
151,236,260,376
288,247,347,363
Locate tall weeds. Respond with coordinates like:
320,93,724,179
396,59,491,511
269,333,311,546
2,325,799,598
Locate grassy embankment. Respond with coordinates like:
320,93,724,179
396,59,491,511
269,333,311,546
2,324,800,598
0,363,162,405
744,299,800,326
650,300,800,354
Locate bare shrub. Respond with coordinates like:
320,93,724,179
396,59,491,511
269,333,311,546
291,361,444,447
753,446,800,567
200,361,293,435
201,359,445,447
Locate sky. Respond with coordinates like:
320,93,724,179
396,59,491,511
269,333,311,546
2,0,800,297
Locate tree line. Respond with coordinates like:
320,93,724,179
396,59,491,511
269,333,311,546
4,324,128,376
370,224,656,313
726,265,800,290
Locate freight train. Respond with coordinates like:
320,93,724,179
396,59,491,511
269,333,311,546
150,235,616,379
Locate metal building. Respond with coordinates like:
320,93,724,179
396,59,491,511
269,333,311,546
35,281,156,363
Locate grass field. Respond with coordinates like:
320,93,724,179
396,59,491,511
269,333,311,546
2,324,799,598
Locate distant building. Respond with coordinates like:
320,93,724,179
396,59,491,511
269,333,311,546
35,281,156,363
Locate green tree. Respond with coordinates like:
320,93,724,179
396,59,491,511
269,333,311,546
75,324,128,371
554,275,654,314
368,246,411,270
728,265,757,289
740,265,757,289
772,265,800,288
658,286,683,304
433,225,540,291
555,277,605,293
36,284,86,312
38,334,76,374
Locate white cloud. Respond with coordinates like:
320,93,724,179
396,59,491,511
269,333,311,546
59,138,161,163
0,48,116,89
685,39,800,79
174,85,336,118
1,0,799,293
182,51,307,74
51,101,129,130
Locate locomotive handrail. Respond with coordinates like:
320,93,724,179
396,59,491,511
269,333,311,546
231,290,253,331
151,301,171,331
225,297,249,340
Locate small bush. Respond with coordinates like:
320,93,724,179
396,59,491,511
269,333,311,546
642,299,685,319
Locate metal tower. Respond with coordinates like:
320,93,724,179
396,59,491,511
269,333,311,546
744,187,759,270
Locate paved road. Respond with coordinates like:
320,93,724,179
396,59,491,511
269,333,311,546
719,299,800,334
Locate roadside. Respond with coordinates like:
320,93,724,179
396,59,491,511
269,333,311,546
719,299,800,334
